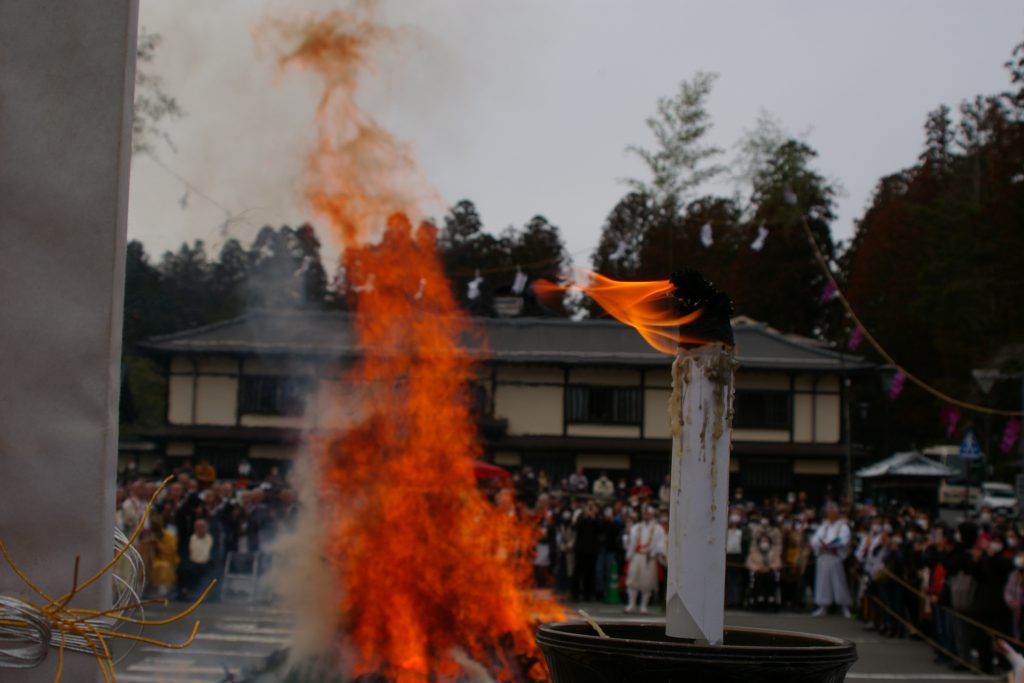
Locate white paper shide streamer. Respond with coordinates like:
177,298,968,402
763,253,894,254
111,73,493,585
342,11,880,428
700,223,713,248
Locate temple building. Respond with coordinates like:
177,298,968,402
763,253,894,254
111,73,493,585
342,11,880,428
135,310,873,499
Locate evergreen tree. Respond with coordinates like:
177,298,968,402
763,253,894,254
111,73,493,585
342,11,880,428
245,225,329,309
437,200,571,316
592,192,672,279
159,240,212,331
731,139,838,337
208,238,249,321
844,39,1024,452
624,72,725,204
122,240,169,346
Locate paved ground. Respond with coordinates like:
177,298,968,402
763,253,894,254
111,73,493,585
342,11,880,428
110,599,1007,682
109,600,291,683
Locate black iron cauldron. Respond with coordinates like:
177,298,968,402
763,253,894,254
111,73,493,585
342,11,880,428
536,621,856,683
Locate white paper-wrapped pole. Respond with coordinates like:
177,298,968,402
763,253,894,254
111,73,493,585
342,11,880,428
665,343,736,644
0,2,137,680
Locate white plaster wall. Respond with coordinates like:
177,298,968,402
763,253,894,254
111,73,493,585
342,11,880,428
194,375,238,426
494,452,522,466
168,375,195,425
566,424,641,438
577,453,630,470
733,429,790,442
814,394,841,443
793,394,814,443
166,442,195,457
494,385,563,435
240,414,309,429
644,388,673,438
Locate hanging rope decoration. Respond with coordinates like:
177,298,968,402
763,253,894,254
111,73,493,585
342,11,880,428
797,214,1024,417
0,476,214,681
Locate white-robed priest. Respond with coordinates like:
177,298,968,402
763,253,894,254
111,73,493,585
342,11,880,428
624,506,666,614
810,502,852,617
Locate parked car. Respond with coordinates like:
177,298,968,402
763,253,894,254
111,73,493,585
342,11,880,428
938,477,980,508
979,481,1019,517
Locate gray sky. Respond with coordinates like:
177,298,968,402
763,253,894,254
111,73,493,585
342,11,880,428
129,0,1024,270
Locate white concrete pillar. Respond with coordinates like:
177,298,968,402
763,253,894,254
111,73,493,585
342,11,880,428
0,1,138,680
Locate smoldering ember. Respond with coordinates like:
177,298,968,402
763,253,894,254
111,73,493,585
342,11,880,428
4,3,1024,683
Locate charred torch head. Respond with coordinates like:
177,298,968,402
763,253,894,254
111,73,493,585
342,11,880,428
669,269,734,347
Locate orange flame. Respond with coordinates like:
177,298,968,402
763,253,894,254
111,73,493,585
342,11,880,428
534,272,705,354
276,8,563,682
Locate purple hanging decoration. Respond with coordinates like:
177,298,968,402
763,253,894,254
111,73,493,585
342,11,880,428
847,325,864,352
1001,418,1022,455
887,370,906,401
939,405,961,438
819,280,837,305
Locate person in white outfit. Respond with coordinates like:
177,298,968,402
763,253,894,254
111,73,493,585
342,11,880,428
810,502,852,617
624,506,666,614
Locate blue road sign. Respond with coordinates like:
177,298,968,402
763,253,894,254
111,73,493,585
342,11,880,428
960,430,982,460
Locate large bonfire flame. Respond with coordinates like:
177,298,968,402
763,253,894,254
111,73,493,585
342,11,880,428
274,7,562,682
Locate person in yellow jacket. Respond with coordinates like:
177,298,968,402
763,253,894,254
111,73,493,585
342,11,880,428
150,515,179,597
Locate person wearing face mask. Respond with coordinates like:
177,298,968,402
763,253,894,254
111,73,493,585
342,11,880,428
923,524,958,666
745,532,782,609
629,477,653,503
555,509,576,595
781,517,811,610
856,519,885,626
971,532,1014,671
877,531,908,637
862,525,891,632
1004,551,1024,640
949,528,1008,675
979,507,995,531
725,510,747,608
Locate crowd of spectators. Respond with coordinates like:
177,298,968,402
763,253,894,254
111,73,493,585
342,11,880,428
117,458,1024,676
511,466,1024,675
115,458,297,602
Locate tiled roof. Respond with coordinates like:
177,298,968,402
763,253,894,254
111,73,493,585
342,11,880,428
142,310,872,372
856,451,957,479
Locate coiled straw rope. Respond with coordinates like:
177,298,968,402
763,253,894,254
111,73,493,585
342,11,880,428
0,476,215,682
0,596,51,669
